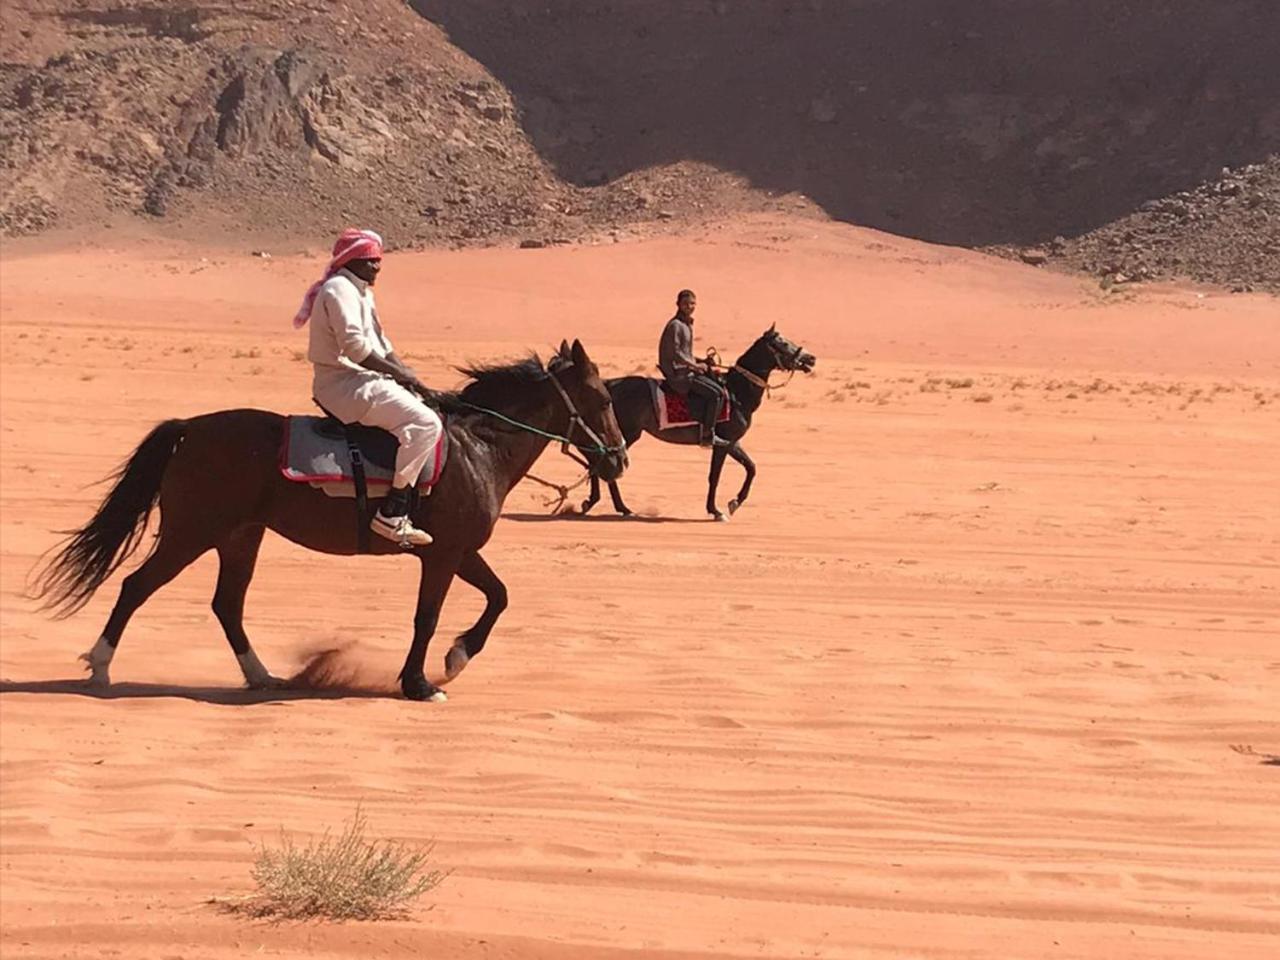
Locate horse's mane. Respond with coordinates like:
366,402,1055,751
426,354,552,416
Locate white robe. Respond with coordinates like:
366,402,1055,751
307,268,442,487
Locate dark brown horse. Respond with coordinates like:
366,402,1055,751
33,340,627,702
581,325,816,520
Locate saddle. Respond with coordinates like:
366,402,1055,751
651,379,732,432
309,414,403,473
279,403,447,553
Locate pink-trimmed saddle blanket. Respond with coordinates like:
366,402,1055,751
279,415,446,500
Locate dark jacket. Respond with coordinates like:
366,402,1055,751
658,315,698,391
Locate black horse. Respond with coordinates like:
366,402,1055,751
581,325,816,520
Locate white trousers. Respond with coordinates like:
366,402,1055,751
355,380,443,488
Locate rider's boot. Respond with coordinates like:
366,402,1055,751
699,397,728,448
698,427,729,449
371,485,432,547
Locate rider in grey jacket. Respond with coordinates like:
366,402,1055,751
658,289,728,447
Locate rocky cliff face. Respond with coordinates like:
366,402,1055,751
992,159,1280,292
1,0,769,246
414,0,1280,248
2,0,1277,287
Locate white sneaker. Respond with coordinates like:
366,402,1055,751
370,512,433,548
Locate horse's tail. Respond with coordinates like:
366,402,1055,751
31,419,188,618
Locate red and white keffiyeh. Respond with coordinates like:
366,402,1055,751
292,228,385,328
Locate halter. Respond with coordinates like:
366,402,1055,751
544,366,619,469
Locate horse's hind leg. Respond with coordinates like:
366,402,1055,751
211,525,281,689
444,550,508,683
83,532,211,686
726,443,757,516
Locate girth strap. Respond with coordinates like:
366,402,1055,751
347,437,371,554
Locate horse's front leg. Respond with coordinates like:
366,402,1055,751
444,551,508,683
607,479,634,517
706,445,731,521
607,435,643,517
581,473,602,515
398,551,460,702
726,442,757,516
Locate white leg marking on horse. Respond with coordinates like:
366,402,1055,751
428,689,448,703
79,636,114,687
444,644,470,682
237,649,282,689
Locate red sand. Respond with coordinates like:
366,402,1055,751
2,215,1278,958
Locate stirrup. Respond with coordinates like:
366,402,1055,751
370,512,432,548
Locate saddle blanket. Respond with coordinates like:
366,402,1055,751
279,415,446,499
650,380,731,431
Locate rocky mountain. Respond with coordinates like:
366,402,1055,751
0,0,776,248
2,0,1277,287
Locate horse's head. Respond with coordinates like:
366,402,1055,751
757,323,817,374
548,339,628,482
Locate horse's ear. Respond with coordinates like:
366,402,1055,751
570,338,590,367
767,322,777,335
558,339,572,359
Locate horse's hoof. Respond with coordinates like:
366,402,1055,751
79,652,111,687
618,509,635,519
728,498,741,515
712,511,729,523
401,673,447,702
580,499,596,514
444,645,470,681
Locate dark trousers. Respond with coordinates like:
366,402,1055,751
687,374,728,437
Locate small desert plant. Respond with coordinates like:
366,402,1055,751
232,806,445,921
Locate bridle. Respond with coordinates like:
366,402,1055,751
544,365,623,469
728,336,809,397
454,360,624,476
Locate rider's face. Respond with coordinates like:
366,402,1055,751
678,294,696,318
347,258,382,285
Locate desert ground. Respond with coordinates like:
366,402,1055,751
2,215,1278,958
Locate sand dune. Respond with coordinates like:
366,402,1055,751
2,216,1278,958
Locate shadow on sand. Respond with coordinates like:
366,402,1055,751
0,678,393,705
502,511,707,524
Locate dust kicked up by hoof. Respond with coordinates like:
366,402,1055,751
289,643,397,697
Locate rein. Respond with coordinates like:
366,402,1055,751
731,363,795,396
522,469,593,512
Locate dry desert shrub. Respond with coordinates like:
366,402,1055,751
228,806,446,921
